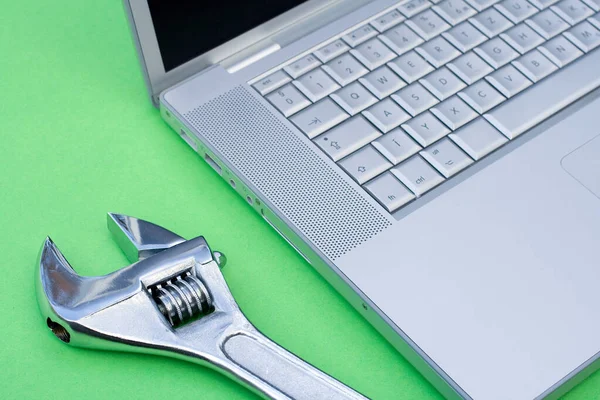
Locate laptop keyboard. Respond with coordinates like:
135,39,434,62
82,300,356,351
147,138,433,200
251,0,600,214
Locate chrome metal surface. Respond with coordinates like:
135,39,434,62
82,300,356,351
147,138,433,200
37,214,367,400
212,251,227,268
107,213,186,263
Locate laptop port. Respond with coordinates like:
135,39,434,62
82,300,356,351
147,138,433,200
204,153,222,175
179,128,199,151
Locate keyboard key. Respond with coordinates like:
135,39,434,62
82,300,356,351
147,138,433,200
363,98,412,132
323,53,369,86
392,155,445,195
379,24,425,55
407,9,452,39
447,51,494,84
364,172,415,212
434,0,477,25
314,39,350,63
373,128,422,163
470,7,514,37
402,111,452,146
551,0,594,24
343,24,379,47
431,95,479,129
512,49,558,81
539,34,584,65
392,82,440,115
486,64,532,96
529,0,560,8
253,70,291,95
293,68,340,102
564,20,600,51
360,66,407,99
331,81,378,115
449,117,509,159
388,51,435,83
365,94,412,129
582,0,600,10
290,98,349,138
420,66,467,100
266,84,311,117
399,0,434,17
475,36,520,67
339,144,392,184
484,46,600,138
590,12,600,29
416,36,462,67
465,0,502,11
458,79,506,112
526,9,570,39
314,116,381,161
495,0,539,23
501,23,545,53
284,54,321,79
420,137,474,177
443,21,489,52
371,9,406,32
582,0,600,11
351,38,397,70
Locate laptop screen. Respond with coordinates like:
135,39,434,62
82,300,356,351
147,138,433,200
148,1,309,72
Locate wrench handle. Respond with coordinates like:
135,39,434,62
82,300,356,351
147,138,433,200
221,332,367,400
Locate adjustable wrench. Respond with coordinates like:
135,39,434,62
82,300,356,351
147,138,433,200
36,213,367,400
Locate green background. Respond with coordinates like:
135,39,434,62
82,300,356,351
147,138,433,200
1,1,598,399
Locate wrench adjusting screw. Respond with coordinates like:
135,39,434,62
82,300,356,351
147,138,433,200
150,272,213,327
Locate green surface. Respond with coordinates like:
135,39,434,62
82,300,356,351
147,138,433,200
1,2,599,399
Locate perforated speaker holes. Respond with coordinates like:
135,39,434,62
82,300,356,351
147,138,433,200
183,86,391,260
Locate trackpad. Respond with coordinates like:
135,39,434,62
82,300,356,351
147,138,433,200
562,134,600,198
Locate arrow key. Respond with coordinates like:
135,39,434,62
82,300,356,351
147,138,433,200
339,145,392,184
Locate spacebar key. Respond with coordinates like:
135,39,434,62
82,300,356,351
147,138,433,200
484,49,600,140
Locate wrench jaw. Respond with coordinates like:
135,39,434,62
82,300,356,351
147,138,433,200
36,237,138,349
107,213,187,263
36,237,79,345
36,215,242,354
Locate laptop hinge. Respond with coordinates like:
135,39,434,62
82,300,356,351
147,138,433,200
226,42,282,74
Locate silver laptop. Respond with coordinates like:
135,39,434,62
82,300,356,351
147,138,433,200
123,1,600,398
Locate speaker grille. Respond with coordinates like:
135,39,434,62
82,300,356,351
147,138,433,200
183,86,391,260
